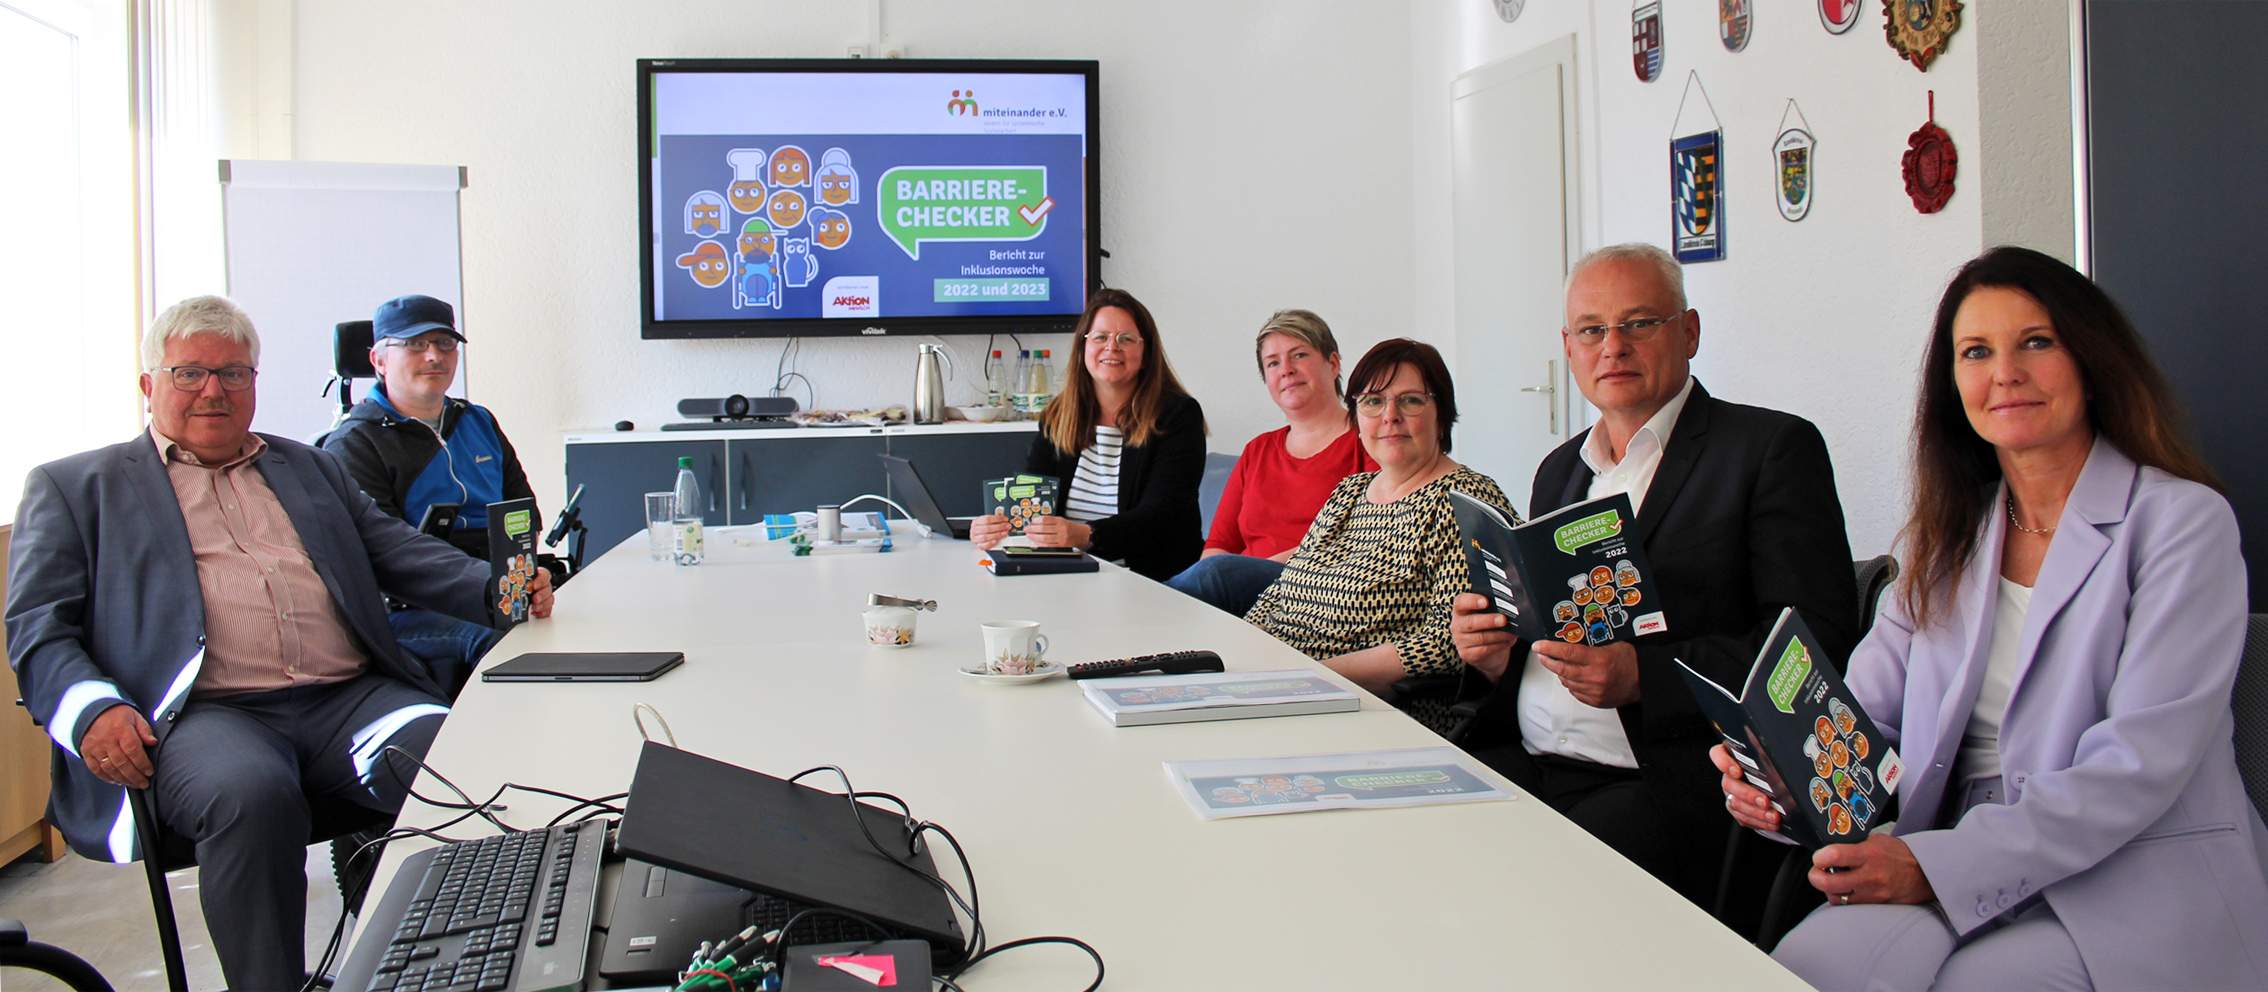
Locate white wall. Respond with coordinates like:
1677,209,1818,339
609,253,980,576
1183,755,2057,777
290,0,1417,517
1409,0,2074,558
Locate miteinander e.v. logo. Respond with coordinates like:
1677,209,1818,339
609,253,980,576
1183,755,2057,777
947,89,978,116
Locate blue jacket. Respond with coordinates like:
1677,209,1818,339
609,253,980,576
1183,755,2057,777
4,432,491,862
322,387,536,560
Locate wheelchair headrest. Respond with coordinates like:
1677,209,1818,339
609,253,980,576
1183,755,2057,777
334,320,376,380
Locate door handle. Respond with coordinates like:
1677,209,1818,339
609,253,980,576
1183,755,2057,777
1519,360,1560,434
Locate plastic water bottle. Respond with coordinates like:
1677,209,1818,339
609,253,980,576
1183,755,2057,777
671,456,704,566
1011,350,1034,412
985,349,1006,408
1035,349,1056,408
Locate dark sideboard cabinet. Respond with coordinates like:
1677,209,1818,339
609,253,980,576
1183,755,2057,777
563,423,1037,552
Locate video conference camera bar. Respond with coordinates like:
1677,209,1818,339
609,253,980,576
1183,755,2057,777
662,394,802,431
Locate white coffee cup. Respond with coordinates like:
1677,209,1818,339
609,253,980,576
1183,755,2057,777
979,620,1049,675
864,606,917,647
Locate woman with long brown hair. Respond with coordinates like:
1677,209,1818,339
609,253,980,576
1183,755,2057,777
1714,247,2268,989
970,288,1208,580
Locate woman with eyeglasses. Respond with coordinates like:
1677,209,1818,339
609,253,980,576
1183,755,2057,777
1716,247,2268,990
970,289,1208,581
1243,339,1516,733
1164,309,1377,616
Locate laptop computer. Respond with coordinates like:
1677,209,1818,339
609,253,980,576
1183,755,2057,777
613,743,967,966
878,454,973,539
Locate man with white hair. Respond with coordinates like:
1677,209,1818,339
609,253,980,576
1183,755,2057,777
5,295,552,990
1449,244,1858,929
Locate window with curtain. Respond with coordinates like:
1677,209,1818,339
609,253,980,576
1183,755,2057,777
0,0,137,522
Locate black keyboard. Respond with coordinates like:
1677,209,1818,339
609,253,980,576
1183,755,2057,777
336,820,608,992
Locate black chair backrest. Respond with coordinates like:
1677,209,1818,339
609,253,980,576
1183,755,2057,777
335,320,376,379
1854,555,1899,634
2232,614,2268,821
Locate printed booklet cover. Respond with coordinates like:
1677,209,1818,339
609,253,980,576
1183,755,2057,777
1675,608,1905,849
1082,669,1360,727
1164,748,1510,820
1451,490,1667,646
983,474,1059,536
487,497,538,627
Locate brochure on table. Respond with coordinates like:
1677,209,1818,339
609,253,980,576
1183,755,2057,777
1676,608,1905,848
1083,669,1359,727
1452,490,1667,646
1164,748,1510,820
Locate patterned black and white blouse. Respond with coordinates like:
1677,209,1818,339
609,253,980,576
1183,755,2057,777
1244,465,1519,733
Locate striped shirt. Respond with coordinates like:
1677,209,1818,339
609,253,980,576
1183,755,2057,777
1063,425,1123,522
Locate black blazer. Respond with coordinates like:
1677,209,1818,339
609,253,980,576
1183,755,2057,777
1024,392,1207,581
1459,381,1860,900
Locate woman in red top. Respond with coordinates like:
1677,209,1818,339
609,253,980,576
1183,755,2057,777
1165,309,1376,614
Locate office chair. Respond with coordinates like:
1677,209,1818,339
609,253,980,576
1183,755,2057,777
126,783,395,991
0,920,113,991
1718,554,1899,949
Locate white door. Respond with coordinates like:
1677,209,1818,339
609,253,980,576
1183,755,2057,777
1452,35,1582,515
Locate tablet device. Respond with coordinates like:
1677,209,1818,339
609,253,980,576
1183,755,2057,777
481,651,684,682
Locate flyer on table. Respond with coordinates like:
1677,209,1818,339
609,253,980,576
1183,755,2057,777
1164,748,1511,820
650,71,1089,323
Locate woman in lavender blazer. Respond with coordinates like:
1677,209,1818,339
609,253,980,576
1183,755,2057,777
1715,247,2268,990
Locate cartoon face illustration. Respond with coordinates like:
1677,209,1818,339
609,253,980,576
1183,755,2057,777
1557,622,1584,642
1829,803,1852,835
1616,560,1641,586
1830,699,1857,736
817,165,856,205
1815,717,1836,748
769,146,810,188
683,191,726,236
1574,587,1594,606
767,188,807,229
1621,588,1642,607
1589,566,1614,586
1809,778,1831,812
737,220,776,259
817,148,859,204
1814,751,1834,779
810,208,852,249
725,148,769,213
674,241,730,288
1831,739,1851,769
1850,732,1870,759
1553,601,1577,623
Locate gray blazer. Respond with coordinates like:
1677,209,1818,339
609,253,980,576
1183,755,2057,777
1850,437,2268,989
5,431,490,862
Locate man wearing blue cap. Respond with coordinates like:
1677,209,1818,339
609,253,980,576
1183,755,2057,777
322,295,539,691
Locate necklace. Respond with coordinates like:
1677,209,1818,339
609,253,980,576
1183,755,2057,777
2007,494,2056,535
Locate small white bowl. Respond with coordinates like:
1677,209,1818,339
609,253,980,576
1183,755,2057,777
958,662,1064,685
953,406,1016,423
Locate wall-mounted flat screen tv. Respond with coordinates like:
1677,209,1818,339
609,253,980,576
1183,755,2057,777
639,58,1099,339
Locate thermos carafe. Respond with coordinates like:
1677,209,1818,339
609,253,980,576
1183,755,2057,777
913,343,954,424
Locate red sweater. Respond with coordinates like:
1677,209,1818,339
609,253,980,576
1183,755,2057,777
1205,427,1378,559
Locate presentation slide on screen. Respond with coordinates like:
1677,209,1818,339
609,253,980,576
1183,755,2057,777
650,72,1088,323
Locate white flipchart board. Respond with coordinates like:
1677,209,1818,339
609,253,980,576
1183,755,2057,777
220,160,468,444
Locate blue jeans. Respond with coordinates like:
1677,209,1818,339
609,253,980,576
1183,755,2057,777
387,608,505,698
1165,553,1286,617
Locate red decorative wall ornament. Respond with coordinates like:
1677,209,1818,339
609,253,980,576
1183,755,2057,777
1902,92,1956,214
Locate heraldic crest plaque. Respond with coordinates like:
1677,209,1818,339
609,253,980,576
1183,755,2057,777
1883,0,1962,71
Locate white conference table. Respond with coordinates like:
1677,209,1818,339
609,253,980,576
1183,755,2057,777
367,529,1804,991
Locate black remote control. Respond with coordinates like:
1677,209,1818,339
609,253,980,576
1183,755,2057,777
1065,650,1225,680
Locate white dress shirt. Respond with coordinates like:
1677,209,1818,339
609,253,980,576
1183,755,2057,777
1516,376,1694,769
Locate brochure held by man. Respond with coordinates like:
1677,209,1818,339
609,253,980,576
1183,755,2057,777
486,497,538,627
1675,608,1906,849
1450,490,1667,647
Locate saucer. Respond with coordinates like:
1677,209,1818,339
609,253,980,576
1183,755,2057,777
959,662,1064,685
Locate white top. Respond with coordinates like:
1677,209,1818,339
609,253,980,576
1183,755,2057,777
362,534,1802,991
1958,577,2034,782
1518,376,1694,769
1063,425,1123,522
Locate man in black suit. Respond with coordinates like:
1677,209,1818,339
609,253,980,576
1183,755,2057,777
1450,243,1858,918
